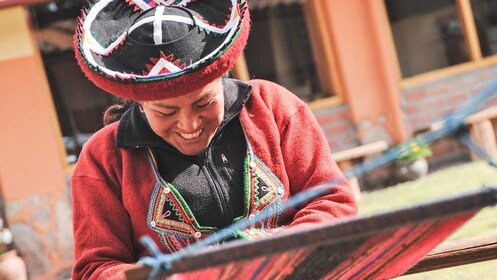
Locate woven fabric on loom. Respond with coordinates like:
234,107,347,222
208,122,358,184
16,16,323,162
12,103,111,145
168,214,474,280
125,187,497,280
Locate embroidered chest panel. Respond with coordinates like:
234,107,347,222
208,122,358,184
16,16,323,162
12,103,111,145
146,148,285,253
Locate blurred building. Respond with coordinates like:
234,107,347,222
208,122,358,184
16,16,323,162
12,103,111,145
1,0,497,278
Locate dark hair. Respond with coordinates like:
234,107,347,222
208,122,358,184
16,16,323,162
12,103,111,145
103,99,134,126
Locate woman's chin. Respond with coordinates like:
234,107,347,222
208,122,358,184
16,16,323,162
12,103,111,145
175,138,209,156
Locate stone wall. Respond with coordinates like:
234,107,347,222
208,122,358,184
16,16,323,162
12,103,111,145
5,185,73,280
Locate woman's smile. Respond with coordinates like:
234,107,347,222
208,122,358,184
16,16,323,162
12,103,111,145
177,129,203,140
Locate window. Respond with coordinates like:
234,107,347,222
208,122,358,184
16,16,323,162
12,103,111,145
244,3,333,102
30,1,116,163
471,0,497,57
385,0,469,78
385,0,497,79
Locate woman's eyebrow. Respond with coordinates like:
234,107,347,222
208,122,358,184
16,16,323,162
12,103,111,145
151,102,177,110
192,92,215,105
150,92,214,109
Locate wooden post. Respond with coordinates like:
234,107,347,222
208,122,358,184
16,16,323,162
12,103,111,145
232,54,250,81
469,120,497,160
464,107,497,160
332,141,389,199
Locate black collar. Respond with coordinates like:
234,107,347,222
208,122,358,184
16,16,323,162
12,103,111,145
116,78,252,150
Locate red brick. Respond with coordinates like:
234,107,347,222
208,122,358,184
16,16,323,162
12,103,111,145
325,123,350,135
438,108,455,118
316,114,334,126
479,72,492,80
335,110,349,121
327,139,339,149
405,106,418,115
430,85,451,96
406,90,427,101
334,112,347,121
426,98,446,109
342,135,356,145
410,114,434,129
448,93,467,103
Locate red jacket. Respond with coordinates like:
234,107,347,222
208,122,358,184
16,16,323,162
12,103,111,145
71,79,357,279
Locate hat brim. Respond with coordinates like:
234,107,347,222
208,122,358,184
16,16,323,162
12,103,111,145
74,1,250,101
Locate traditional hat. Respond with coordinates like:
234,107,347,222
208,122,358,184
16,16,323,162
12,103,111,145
74,0,250,101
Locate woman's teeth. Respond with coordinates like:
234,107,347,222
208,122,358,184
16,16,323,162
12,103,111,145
179,129,202,140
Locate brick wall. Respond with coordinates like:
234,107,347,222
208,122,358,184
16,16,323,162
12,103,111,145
402,65,497,167
402,65,497,132
313,103,359,153
312,66,497,157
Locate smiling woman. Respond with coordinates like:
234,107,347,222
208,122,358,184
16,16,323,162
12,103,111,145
70,0,357,279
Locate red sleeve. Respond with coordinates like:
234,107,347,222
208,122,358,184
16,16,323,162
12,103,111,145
71,133,137,279
281,104,358,227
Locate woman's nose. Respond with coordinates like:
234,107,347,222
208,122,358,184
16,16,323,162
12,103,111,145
176,110,201,131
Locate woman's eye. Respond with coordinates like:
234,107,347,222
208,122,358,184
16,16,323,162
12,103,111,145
196,103,210,109
195,94,218,110
158,111,175,117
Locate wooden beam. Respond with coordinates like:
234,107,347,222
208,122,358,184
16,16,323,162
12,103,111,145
430,106,497,130
333,141,388,162
406,234,497,274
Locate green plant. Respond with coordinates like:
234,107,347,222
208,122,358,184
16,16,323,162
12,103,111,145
396,140,432,163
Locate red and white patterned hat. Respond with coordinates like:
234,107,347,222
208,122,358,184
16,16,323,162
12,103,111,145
74,0,250,101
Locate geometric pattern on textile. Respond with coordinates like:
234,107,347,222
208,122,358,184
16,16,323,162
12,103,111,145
125,187,497,279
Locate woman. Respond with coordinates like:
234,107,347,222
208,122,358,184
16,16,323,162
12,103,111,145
71,0,357,279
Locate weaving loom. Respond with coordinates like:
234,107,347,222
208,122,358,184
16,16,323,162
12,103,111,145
125,187,497,279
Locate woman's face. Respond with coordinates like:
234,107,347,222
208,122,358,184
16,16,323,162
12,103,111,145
141,78,224,156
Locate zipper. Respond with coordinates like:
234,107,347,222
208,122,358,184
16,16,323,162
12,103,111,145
221,153,228,163
221,152,243,200
205,149,233,225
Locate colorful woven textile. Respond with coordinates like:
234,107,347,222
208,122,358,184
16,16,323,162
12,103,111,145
126,187,497,280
